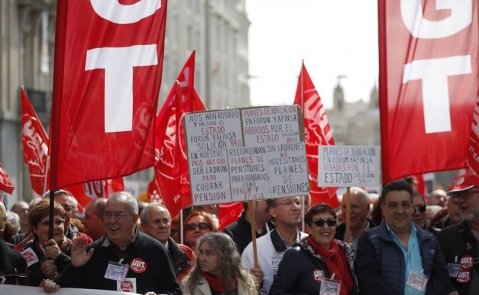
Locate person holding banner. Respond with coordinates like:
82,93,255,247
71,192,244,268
241,196,307,295
181,232,258,295
20,199,72,287
356,180,455,295
57,192,180,294
269,203,356,295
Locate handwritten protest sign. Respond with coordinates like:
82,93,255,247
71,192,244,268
184,106,309,205
318,145,380,187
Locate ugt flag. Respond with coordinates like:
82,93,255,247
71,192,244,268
294,63,339,208
0,163,15,194
379,1,479,183
155,51,206,218
50,0,167,189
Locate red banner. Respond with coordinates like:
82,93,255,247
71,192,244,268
0,163,15,194
155,52,206,217
380,1,479,183
294,63,339,208
50,0,168,189
21,88,49,196
65,178,124,212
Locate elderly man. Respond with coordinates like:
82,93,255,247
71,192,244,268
140,202,194,280
335,187,374,249
11,201,29,234
356,180,456,295
242,196,307,295
58,192,180,294
438,175,479,294
82,198,107,241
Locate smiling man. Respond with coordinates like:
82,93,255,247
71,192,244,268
356,180,455,295
57,192,180,294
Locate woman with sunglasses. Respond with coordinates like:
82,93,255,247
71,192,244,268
184,210,217,249
269,203,357,295
20,199,72,287
181,232,258,295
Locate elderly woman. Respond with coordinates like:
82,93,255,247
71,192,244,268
269,203,357,295
184,210,217,249
181,232,258,295
21,199,72,287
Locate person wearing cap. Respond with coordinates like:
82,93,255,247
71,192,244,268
356,180,456,295
438,174,479,294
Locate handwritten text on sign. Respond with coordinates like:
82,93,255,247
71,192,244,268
318,145,380,187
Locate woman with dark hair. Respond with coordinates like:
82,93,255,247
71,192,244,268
184,210,217,249
181,232,258,295
269,203,357,295
20,199,72,286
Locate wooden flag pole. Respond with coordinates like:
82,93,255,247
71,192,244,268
248,200,259,267
344,187,351,243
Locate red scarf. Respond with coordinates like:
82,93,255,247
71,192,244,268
203,271,227,293
307,237,353,295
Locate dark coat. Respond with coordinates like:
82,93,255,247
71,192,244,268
355,221,454,295
0,239,27,285
223,211,272,254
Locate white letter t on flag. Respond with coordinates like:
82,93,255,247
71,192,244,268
86,45,158,133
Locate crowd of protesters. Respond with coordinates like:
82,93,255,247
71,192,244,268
1,174,479,294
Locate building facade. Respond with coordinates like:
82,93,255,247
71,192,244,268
0,0,250,205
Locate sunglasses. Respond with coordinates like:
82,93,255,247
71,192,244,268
185,222,211,231
312,219,337,227
415,205,426,213
39,219,65,226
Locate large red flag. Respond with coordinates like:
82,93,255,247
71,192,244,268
21,88,49,196
155,52,206,217
50,0,168,189
0,163,15,194
294,63,339,208
380,1,479,183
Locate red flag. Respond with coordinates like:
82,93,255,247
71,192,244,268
21,88,49,196
379,1,479,183
65,178,124,212
50,0,168,189
217,202,243,231
468,88,479,174
294,63,339,208
0,163,15,194
155,52,206,217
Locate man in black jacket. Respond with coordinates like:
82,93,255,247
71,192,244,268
58,192,180,294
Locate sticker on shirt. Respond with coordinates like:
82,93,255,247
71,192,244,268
313,269,326,282
105,261,129,281
319,278,341,295
457,271,471,283
130,257,147,273
117,278,137,293
21,248,39,267
406,271,428,293
447,263,461,278
460,255,474,270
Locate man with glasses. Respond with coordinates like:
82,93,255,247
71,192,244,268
57,192,180,294
356,180,455,295
438,175,479,294
241,196,307,295
140,202,194,280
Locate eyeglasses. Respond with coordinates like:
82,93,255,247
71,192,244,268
312,219,337,227
185,222,211,231
103,212,132,219
415,205,426,213
39,219,65,226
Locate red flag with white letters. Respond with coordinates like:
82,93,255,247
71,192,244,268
65,178,124,212
380,1,479,183
21,88,50,196
50,0,167,189
0,163,15,194
155,52,206,218
294,63,339,208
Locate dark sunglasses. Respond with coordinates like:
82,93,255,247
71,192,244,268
312,219,337,227
185,222,211,231
415,205,426,213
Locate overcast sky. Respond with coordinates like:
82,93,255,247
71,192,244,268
246,0,378,108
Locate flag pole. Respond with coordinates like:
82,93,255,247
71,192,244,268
344,187,351,243
248,200,259,268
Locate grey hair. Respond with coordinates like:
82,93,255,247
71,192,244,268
108,192,138,214
346,187,370,207
139,202,170,224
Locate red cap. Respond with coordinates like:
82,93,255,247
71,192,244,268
448,175,479,195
